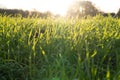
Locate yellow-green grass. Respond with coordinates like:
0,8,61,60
0,15,120,80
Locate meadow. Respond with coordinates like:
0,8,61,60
0,15,120,80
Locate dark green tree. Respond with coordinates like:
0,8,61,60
67,1,100,18
116,8,120,18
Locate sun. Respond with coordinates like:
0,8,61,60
31,0,74,16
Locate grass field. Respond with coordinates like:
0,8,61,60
0,15,120,80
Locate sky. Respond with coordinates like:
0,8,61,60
0,0,120,16
90,0,120,13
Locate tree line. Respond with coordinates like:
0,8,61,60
0,8,53,18
67,1,120,18
0,1,120,18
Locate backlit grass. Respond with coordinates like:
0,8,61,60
0,15,120,80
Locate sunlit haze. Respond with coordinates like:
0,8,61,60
0,0,120,16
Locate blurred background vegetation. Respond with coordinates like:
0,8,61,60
0,1,120,18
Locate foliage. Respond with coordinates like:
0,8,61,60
67,1,100,18
116,8,120,18
66,1,120,18
0,8,53,18
0,15,120,80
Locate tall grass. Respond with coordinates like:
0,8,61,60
0,15,120,80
